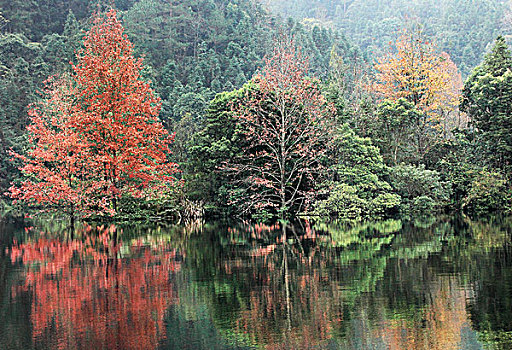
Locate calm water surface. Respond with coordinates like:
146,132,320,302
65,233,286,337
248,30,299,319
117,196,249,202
0,216,511,349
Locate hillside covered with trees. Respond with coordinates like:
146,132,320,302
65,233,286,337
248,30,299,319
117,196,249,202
263,0,510,77
1,0,511,221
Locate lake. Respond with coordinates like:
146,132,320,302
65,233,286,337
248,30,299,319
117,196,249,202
0,215,511,349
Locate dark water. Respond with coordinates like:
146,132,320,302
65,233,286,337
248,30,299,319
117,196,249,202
1,216,512,350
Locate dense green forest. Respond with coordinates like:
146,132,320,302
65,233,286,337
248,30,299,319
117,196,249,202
263,0,510,77
1,0,511,221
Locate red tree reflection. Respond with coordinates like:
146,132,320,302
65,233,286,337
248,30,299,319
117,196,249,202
218,223,346,349
9,225,181,350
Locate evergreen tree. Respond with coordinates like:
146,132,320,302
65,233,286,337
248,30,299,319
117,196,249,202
461,36,512,173
480,36,512,76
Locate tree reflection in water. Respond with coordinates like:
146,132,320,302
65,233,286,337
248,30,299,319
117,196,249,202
4,216,512,350
8,223,181,350
179,218,512,349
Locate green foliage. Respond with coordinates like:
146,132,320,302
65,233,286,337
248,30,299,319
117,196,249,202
316,183,365,219
461,36,512,174
426,130,479,209
480,36,512,76
0,0,90,41
314,125,400,220
427,129,512,215
388,164,451,214
463,169,512,214
187,85,251,215
373,98,423,165
264,0,506,77
121,0,272,121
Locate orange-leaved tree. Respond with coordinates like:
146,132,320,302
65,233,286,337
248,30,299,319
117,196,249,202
10,10,178,217
373,30,463,156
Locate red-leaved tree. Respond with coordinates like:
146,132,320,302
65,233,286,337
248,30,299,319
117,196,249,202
229,37,335,217
10,10,178,217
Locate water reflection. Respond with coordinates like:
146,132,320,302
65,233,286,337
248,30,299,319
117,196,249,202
7,223,181,350
0,216,511,349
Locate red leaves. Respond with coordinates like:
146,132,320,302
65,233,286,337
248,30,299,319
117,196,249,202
229,36,335,215
8,225,181,350
10,10,179,216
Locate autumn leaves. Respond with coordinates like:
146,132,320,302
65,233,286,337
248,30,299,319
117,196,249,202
227,38,335,217
374,32,463,158
9,10,179,217
10,10,465,219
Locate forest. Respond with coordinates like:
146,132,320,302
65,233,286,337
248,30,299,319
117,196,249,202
1,0,512,222
3,2,512,349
